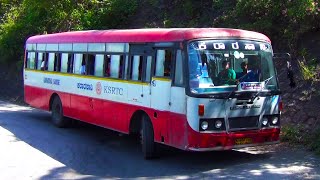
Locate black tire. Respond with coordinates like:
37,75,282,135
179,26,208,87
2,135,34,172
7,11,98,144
51,96,70,128
141,115,156,159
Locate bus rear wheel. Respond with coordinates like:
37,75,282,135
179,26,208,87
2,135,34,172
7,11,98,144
141,115,156,159
51,96,70,128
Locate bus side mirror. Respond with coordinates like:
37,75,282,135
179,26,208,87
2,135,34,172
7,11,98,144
287,61,296,88
273,53,296,88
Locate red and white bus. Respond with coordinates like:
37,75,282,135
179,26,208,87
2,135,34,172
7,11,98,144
24,28,281,158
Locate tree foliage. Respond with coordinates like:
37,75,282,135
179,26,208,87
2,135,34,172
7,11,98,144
0,0,138,64
0,0,319,65
212,0,320,51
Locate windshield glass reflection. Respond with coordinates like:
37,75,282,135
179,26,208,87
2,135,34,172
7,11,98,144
188,40,278,94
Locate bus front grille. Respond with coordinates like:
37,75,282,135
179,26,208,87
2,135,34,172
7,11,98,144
228,116,259,130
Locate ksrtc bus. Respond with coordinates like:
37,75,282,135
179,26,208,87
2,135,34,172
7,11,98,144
24,28,281,158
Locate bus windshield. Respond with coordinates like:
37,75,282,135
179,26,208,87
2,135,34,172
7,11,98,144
188,39,278,95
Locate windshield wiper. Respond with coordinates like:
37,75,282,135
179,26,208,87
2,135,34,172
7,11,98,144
225,82,240,99
250,76,274,102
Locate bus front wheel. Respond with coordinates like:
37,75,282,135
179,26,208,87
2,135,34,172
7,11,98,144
51,96,69,128
141,115,156,159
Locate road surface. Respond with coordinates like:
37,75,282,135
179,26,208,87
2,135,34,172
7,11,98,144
0,100,319,179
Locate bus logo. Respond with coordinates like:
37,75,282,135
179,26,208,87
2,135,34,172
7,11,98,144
96,82,102,95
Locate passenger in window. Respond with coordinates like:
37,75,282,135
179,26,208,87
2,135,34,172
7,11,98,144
164,60,171,77
119,60,123,78
67,59,72,73
164,66,170,77
236,61,248,79
80,60,86,75
105,61,111,77
40,60,45,71
238,59,260,82
217,60,236,85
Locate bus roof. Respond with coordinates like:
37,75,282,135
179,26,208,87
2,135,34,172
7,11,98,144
26,28,271,44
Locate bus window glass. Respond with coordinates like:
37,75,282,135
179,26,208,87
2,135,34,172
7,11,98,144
58,43,72,52
95,54,104,77
104,55,111,77
42,53,49,70
37,53,44,70
67,54,73,73
155,50,172,77
46,44,58,51
110,55,124,78
48,53,55,71
124,55,129,79
74,54,83,74
27,52,36,69
54,53,61,72
261,51,277,89
155,50,165,76
119,55,124,78
61,53,69,73
130,55,143,81
145,56,152,82
106,43,128,53
87,54,95,76
88,43,105,52
174,50,183,86
37,44,46,51
73,43,87,52
188,40,276,94
34,53,39,70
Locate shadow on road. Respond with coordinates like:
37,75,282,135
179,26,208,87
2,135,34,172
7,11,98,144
1,105,318,179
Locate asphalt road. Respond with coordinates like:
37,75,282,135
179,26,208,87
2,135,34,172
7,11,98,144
0,100,319,180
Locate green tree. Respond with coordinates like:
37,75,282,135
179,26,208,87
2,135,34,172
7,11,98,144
0,0,138,64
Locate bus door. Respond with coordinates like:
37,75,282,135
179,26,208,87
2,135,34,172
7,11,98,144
128,44,153,107
150,48,175,143
150,49,173,111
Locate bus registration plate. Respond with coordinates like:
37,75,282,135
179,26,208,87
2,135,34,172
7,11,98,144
235,138,253,145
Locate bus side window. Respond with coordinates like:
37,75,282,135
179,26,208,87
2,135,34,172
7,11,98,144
119,55,124,78
174,50,183,86
145,56,152,82
42,53,49,71
26,52,36,69
67,54,73,73
61,53,69,73
74,54,83,74
104,55,111,77
110,55,124,78
37,52,44,70
155,49,173,77
129,55,143,81
54,53,61,72
87,54,95,76
48,53,55,71
95,54,104,77
34,53,38,70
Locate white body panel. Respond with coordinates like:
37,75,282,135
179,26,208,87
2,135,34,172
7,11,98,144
151,78,171,111
187,96,280,131
24,71,186,114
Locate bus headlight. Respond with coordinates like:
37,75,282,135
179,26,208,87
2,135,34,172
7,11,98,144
262,117,269,126
272,117,279,125
215,120,223,129
201,121,209,130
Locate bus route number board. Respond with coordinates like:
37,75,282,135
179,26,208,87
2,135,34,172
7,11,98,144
239,82,263,91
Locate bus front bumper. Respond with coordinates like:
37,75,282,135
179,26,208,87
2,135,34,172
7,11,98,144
186,128,280,151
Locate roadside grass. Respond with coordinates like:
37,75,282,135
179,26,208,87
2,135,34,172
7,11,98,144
281,125,320,155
